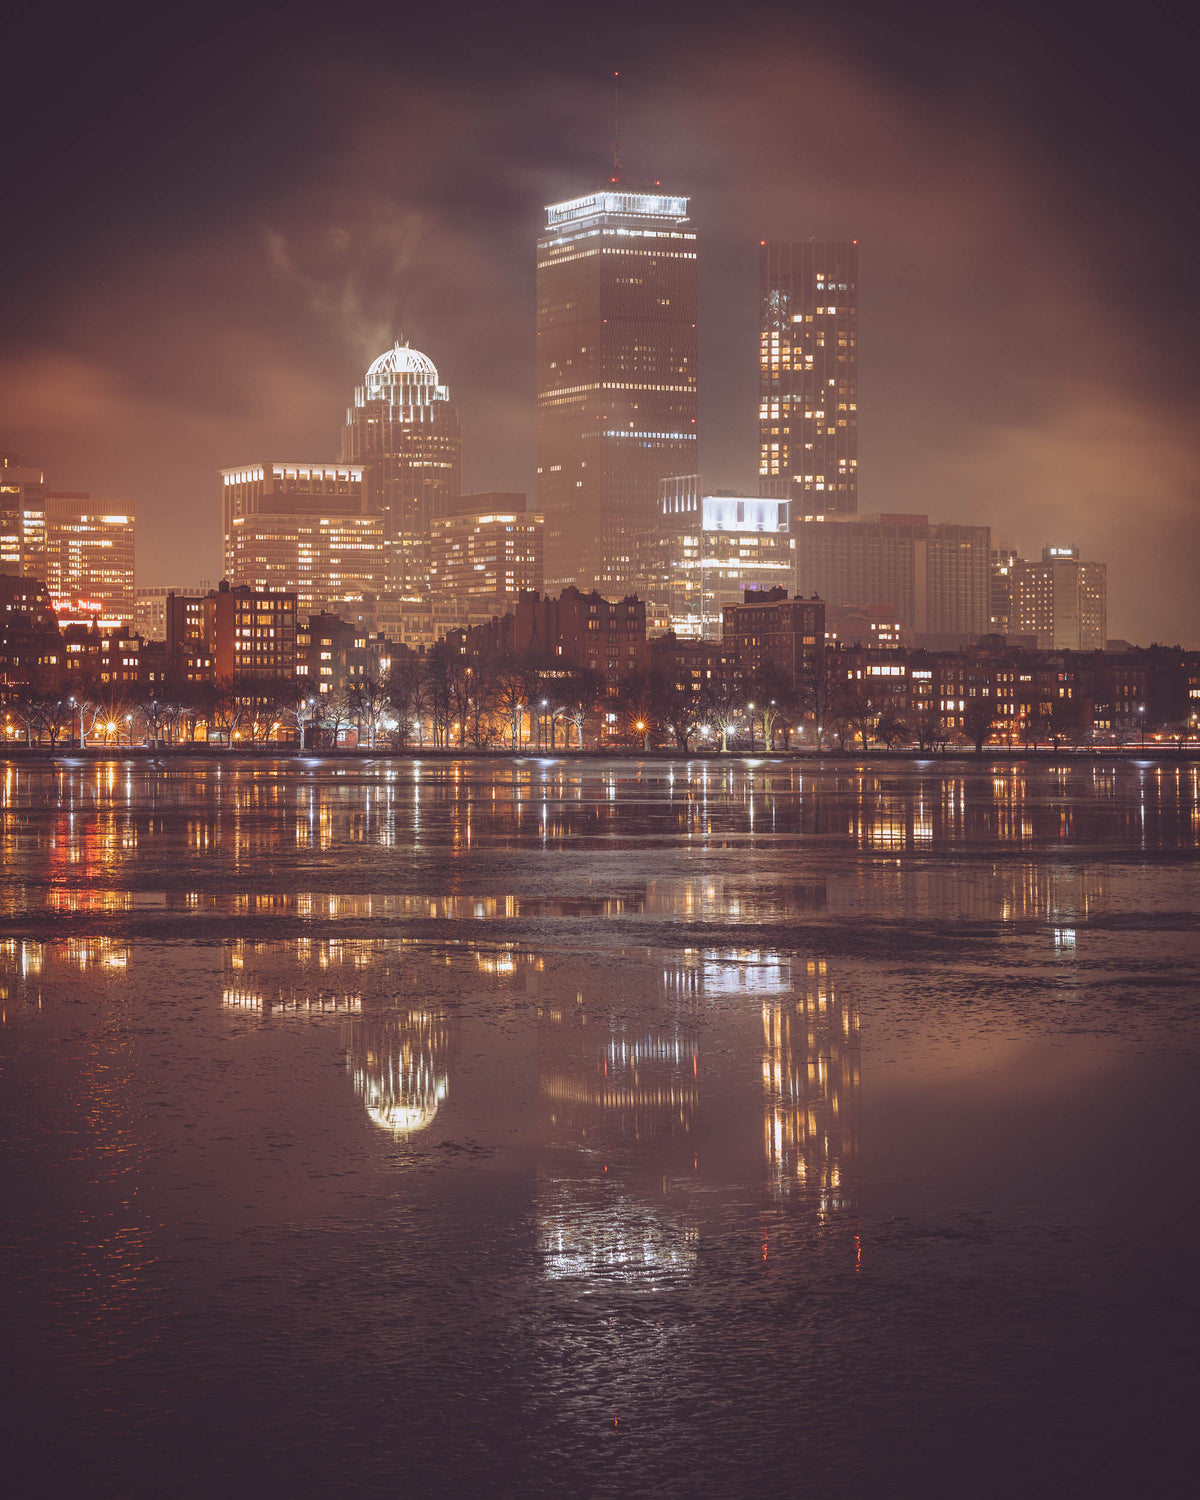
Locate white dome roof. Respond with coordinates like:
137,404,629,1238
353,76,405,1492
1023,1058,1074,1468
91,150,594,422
366,341,439,384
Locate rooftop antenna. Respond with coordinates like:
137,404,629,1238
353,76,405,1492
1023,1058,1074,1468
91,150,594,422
611,71,621,184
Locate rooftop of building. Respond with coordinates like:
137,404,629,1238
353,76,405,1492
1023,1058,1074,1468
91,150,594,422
543,186,690,232
443,492,528,518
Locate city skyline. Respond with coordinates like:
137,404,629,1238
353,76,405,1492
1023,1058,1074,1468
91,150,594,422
1,5,1196,647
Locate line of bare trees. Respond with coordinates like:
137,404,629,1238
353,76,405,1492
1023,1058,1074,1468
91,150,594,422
4,645,1137,753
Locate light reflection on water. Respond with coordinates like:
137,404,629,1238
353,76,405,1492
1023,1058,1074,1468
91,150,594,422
0,758,1197,1497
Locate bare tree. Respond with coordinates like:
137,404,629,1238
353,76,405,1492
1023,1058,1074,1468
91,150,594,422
913,709,949,754
798,648,841,750
350,675,389,749
386,656,425,748
423,641,458,748
745,662,791,751
1047,698,1084,754
207,680,242,747
558,666,605,750
494,663,529,750
839,679,877,753
317,688,354,748
653,669,701,752
962,696,996,754
875,711,908,751
616,669,660,750
699,673,742,753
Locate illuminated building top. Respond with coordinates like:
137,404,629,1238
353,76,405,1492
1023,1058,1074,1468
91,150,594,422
544,190,689,231
355,341,450,410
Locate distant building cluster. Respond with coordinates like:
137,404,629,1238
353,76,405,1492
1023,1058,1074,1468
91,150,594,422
1,455,135,624
0,166,1160,752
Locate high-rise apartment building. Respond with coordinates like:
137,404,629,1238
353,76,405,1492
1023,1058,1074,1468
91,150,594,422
43,493,135,623
0,454,47,577
341,343,463,594
429,493,543,627
796,514,990,643
3,465,134,622
228,512,385,617
221,461,368,579
759,241,858,518
536,188,698,592
634,475,794,638
1010,546,1107,651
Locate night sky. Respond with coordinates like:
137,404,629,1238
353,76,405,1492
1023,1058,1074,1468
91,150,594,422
3,0,1196,644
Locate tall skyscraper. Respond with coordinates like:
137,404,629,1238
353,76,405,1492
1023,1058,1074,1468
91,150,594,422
759,241,858,518
341,342,463,594
536,188,698,592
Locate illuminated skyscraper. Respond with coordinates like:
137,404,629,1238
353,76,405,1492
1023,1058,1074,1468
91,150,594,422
759,240,858,518
341,342,463,594
0,454,47,577
537,188,698,591
44,493,135,622
221,461,380,615
429,492,543,628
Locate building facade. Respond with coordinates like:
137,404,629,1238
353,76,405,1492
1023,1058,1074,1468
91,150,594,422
989,547,1020,637
635,478,794,638
221,461,368,578
1010,546,1107,651
720,589,826,690
340,343,463,594
536,188,698,593
43,493,135,623
227,512,385,617
464,586,648,685
796,514,990,643
0,454,47,578
759,241,858,518
135,585,210,643
173,580,299,682
429,493,543,627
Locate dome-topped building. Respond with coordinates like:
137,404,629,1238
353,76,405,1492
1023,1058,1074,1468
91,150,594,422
342,339,463,594
358,341,449,407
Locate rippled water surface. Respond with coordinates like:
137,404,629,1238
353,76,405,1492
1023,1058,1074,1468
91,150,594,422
2,756,1197,1497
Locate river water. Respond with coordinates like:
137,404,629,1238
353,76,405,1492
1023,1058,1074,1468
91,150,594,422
1,756,1197,1497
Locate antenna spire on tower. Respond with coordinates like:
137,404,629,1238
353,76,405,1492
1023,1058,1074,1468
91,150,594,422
611,71,621,183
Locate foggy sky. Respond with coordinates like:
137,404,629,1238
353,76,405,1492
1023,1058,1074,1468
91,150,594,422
3,1,1196,643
